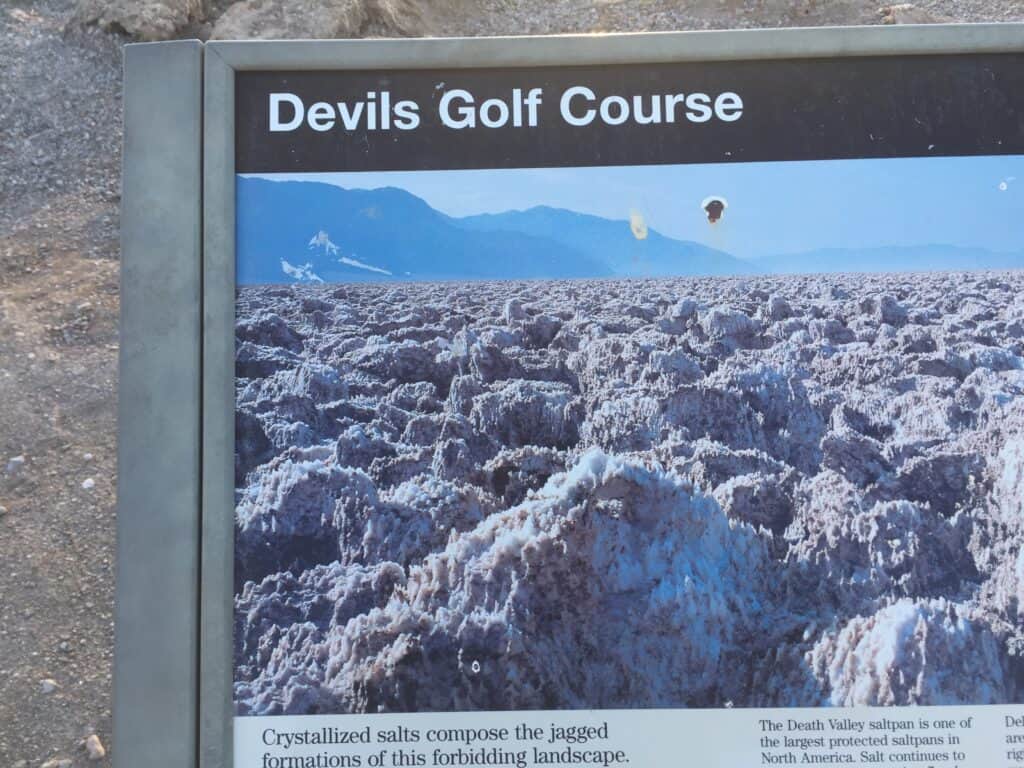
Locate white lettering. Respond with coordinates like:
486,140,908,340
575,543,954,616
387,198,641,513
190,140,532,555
306,101,335,132
524,87,543,127
269,92,303,132
560,86,596,126
633,94,663,125
393,99,420,130
479,97,510,128
685,92,713,122
599,95,630,126
440,89,476,129
714,92,744,122
336,101,365,131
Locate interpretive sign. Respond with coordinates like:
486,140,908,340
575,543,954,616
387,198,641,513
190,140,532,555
116,25,1024,768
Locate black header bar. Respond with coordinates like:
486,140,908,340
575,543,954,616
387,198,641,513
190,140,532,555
235,54,1024,173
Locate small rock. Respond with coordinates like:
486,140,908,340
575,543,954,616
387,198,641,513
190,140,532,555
702,307,759,339
767,294,792,321
671,297,698,321
659,298,698,334
58,641,71,653
211,0,366,40
40,759,73,768
81,478,95,490
877,295,907,325
71,0,203,41
504,298,527,324
211,0,431,39
82,453,94,461
860,294,907,326
879,3,950,23
0,505,8,517
84,734,106,761
40,678,59,694
5,455,26,475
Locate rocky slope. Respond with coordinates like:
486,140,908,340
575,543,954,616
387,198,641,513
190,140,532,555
67,0,1024,41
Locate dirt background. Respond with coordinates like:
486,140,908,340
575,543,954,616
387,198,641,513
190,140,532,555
1,0,1023,766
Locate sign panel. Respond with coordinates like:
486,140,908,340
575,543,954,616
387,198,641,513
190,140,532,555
235,55,1024,172
220,34,1024,768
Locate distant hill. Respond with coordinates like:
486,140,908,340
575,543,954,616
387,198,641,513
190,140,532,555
457,206,754,277
238,178,1020,285
755,245,1024,275
236,177,611,284
236,177,753,284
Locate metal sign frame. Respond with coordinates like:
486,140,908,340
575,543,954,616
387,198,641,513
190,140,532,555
116,23,1024,768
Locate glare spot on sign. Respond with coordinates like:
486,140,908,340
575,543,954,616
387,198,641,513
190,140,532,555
701,195,728,224
629,210,648,240
999,176,1016,191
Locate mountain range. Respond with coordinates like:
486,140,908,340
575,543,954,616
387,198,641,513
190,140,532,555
236,177,1024,284
752,245,1024,275
236,177,749,284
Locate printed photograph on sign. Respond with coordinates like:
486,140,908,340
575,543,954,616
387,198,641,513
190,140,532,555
232,153,1024,716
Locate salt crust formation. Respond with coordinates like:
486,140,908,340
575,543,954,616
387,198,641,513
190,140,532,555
234,273,1024,714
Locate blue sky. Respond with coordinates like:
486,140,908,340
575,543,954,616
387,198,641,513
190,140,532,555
248,155,1024,260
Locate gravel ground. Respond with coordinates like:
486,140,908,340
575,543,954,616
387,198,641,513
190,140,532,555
1,2,121,767
1,0,1023,765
